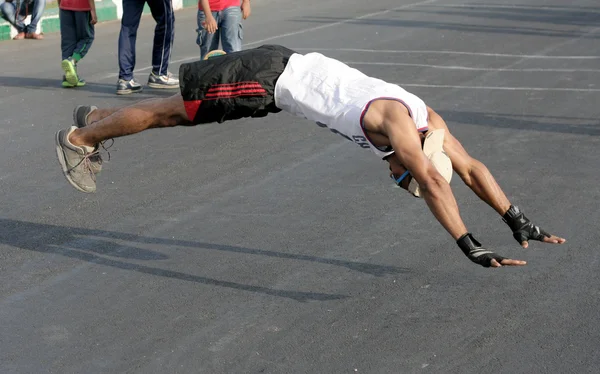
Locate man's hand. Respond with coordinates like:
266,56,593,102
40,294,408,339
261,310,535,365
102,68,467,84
202,14,218,34
90,10,98,25
503,205,566,248
457,233,526,268
241,0,251,19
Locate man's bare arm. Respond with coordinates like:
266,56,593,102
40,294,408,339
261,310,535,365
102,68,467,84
381,109,525,267
386,120,467,240
427,109,565,248
199,0,217,33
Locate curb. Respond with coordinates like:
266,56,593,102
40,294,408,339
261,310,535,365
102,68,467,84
0,0,197,41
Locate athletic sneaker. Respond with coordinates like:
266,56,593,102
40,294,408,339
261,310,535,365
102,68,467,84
73,105,97,128
73,105,103,174
116,78,143,95
55,126,98,193
147,72,179,89
61,57,79,86
62,75,86,88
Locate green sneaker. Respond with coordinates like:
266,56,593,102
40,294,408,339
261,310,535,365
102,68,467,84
62,76,86,88
62,77,73,88
55,126,97,193
61,58,79,86
72,105,102,174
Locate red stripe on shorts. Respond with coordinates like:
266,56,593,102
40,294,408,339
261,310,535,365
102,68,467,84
184,99,202,121
205,90,267,99
206,82,267,99
207,85,264,93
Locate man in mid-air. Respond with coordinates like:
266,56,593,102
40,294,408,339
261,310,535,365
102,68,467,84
55,45,566,268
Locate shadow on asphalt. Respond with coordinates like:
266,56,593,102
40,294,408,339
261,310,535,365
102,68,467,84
0,76,177,99
0,219,410,301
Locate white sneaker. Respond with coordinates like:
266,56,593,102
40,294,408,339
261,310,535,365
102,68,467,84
116,78,143,95
147,72,179,89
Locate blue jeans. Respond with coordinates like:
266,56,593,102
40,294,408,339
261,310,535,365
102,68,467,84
196,6,243,60
0,0,46,34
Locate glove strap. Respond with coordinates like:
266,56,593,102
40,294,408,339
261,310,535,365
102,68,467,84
502,205,528,231
457,233,482,256
457,233,503,267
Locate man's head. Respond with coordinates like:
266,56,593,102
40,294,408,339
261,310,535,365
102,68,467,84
386,129,453,197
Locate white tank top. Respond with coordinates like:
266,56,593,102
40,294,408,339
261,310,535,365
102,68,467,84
274,52,429,158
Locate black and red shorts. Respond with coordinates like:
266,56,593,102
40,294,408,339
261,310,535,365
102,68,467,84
179,44,295,124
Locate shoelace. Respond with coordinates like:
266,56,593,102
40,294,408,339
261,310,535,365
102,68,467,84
67,139,114,179
95,138,114,163
67,152,98,181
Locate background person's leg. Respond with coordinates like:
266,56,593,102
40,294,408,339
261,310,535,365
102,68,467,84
118,0,144,80
59,9,77,61
59,9,80,86
71,10,95,62
147,0,175,77
196,10,219,60
25,0,46,36
0,2,26,34
218,6,242,53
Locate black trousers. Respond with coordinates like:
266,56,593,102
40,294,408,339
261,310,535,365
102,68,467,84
59,9,95,61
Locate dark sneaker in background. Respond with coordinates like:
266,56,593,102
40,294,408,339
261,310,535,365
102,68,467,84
116,78,143,95
147,72,179,89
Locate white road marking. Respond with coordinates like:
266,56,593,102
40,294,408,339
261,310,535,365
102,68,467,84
397,83,600,92
427,3,597,11
292,48,600,59
344,61,600,72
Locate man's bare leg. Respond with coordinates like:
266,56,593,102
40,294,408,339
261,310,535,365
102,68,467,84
87,107,121,123
56,93,192,193
70,93,191,148
82,101,163,125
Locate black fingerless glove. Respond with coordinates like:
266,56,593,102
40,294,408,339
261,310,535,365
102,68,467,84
457,233,506,267
502,205,550,244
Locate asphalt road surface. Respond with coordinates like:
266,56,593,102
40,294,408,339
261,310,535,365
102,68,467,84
1,0,599,373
